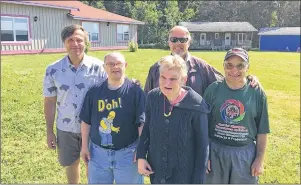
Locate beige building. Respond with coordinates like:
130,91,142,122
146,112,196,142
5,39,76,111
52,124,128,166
1,1,144,55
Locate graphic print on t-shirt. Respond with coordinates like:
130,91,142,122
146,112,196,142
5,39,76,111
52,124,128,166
99,111,120,146
215,99,248,142
220,99,245,124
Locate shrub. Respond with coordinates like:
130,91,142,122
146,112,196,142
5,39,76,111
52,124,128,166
139,42,169,50
249,48,260,51
85,41,91,54
128,41,138,52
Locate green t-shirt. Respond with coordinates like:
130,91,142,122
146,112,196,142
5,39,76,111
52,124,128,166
203,79,270,146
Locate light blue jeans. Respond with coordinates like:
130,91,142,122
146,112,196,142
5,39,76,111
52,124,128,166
88,140,143,184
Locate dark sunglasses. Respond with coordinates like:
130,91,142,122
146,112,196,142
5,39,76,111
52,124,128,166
169,37,189,43
224,62,248,70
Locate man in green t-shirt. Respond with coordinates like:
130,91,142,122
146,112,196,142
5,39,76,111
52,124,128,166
204,48,270,184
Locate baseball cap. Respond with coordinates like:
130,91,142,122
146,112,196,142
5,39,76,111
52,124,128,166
224,48,249,63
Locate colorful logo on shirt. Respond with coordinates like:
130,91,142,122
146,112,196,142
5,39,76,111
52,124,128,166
220,99,245,124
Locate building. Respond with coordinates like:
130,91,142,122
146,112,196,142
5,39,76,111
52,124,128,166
258,27,301,52
179,22,258,50
1,1,144,55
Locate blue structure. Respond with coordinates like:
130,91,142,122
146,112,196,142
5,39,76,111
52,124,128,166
258,27,300,52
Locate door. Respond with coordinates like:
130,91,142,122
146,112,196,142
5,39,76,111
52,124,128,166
200,33,206,45
225,33,231,46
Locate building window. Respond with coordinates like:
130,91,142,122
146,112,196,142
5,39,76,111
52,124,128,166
238,33,245,44
215,33,219,39
117,24,129,42
1,16,29,42
82,22,99,42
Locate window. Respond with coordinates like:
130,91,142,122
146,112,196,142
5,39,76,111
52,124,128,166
238,33,245,44
1,16,29,42
215,33,219,39
117,24,129,42
82,22,99,42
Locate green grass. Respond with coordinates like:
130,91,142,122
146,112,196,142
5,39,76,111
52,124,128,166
1,49,300,183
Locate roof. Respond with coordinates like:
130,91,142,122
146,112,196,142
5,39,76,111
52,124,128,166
2,0,144,25
1,1,79,10
258,27,300,35
179,22,258,32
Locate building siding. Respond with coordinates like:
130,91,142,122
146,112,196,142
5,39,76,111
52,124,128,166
87,22,137,48
259,35,301,51
1,2,139,54
190,31,253,50
1,2,79,51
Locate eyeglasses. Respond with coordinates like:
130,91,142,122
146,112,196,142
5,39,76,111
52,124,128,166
169,37,189,43
105,63,124,68
224,62,248,70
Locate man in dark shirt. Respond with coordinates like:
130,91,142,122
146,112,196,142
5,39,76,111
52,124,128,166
80,52,145,184
144,26,259,96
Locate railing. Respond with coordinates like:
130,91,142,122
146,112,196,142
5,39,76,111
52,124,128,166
190,39,252,50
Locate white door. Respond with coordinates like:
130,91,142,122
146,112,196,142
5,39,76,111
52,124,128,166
200,33,206,45
225,33,231,46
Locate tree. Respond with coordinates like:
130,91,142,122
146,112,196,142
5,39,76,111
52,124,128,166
131,1,160,44
80,0,105,9
79,0,300,46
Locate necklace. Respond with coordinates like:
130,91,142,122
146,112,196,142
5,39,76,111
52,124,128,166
164,96,174,117
164,94,182,117
163,89,188,117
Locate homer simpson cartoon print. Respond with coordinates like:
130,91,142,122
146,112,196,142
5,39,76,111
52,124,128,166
99,111,120,146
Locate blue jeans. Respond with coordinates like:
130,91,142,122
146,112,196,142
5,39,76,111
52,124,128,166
88,141,143,184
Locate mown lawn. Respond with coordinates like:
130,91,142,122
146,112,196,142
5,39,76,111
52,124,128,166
1,49,300,184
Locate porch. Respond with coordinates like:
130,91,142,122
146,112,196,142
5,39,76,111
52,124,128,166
190,39,253,50
190,32,253,50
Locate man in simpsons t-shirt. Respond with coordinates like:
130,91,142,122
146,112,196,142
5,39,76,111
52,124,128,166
80,52,145,184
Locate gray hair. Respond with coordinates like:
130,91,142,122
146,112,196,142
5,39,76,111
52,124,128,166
61,24,88,43
103,52,126,63
169,26,191,41
158,55,188,77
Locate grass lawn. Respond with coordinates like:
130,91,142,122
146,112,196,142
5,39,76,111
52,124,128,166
1,49,300,183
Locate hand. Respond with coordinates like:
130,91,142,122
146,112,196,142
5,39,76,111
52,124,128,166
112,127,120,133
251,157,264,177
80,147,91,167
247,75,261,88
46,131,56,149
138,159,154,176
131,78,141,88
206,160,211,174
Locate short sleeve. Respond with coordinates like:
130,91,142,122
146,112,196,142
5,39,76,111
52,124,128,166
256,91,270,134
135,86,146,126
43,66,57,97
79,87,93,125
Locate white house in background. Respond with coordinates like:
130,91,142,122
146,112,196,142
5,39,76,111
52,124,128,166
1,0,144,55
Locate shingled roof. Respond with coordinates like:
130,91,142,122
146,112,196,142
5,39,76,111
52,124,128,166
258,27,300,35
2,0,144,25
179,22,258,32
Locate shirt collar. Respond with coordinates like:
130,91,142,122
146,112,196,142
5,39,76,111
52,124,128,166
185,52,197,73
64,54,92,69
169,52,195,72
184,52,195,67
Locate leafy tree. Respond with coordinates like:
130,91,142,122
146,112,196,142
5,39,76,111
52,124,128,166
80,0,105,9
